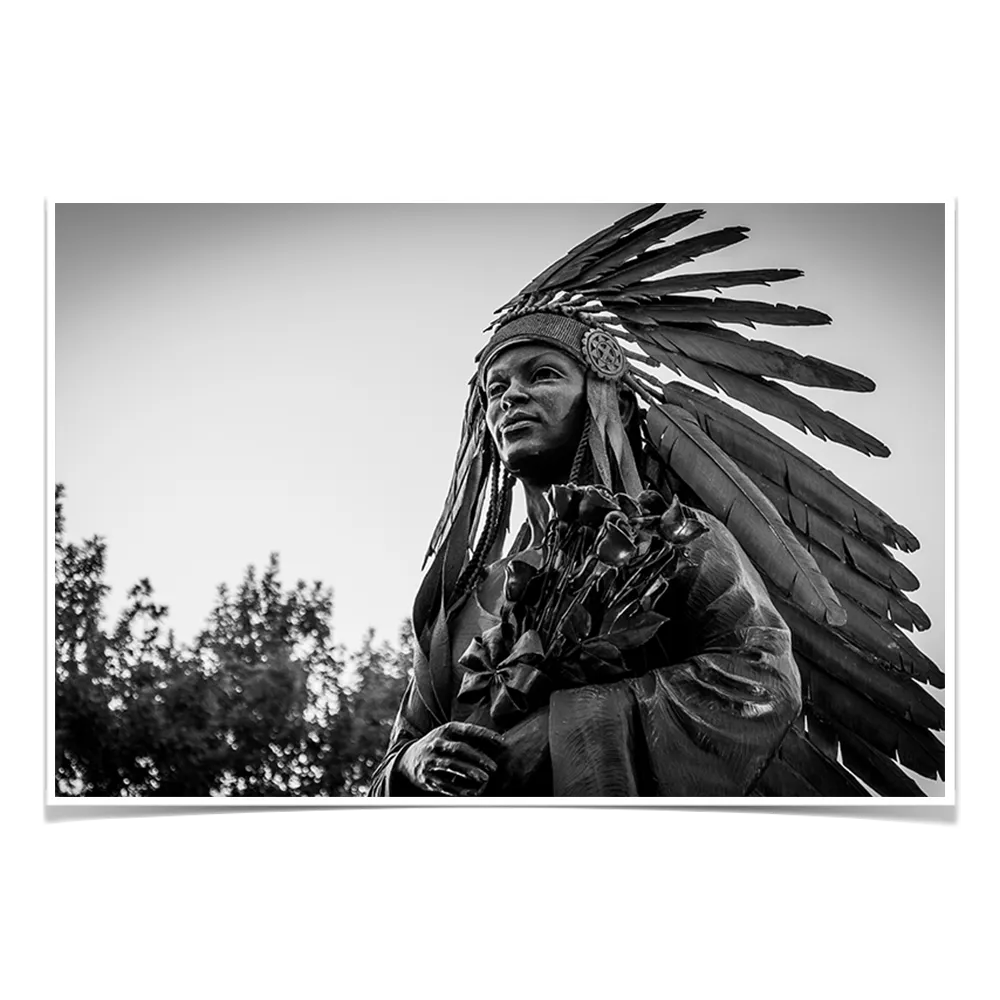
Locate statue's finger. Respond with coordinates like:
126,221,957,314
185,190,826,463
433,763,488,787
447,722,505,751
424,769,459,796
429,764,488,793
439,739,497,774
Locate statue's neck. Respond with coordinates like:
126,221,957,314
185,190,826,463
522,481,551,547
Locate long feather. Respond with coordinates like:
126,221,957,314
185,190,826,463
800,657,945,779
751,755,822,796
568,209,706,283
606,268,805,299
755,726,869,796
623,296,832,329
739,460,941,682
629,352,688,389
518,203,665,297
804,713,839,758
835,727,924,796
425,418,484,564
773,596,944,731
637,338,724,393
712,464,944,688
412,547,445,649
753,763,817,795
647,401,846,625
424,600,453,726
425,381,484,557
736,472,930,631
626,323,875,392
639,345,888,456
741,466,921,591
662,382,918,550
788,524,930,631
837,596,944,687
442,450,487,606
595,227,752,288
436,416,481,519
417,442,488,640
694,366,889,456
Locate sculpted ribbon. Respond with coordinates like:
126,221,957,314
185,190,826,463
456,624,548,726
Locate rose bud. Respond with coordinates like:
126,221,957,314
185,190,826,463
669,518,708,545
549,484,582,522
605,509,629,527
596,519,637,567
503,556,538,603
613,493,642,518
659,496,706,544
658,496,683,539
577,486,620,527
637,489,668,515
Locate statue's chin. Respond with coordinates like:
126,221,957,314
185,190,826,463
503,444,574,488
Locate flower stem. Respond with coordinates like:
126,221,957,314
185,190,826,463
536,523,581,641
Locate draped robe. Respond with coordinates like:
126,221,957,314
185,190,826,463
369,508,802,796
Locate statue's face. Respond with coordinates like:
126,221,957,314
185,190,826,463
484,343,587,485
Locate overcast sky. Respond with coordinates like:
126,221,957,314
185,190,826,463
55,204,945,690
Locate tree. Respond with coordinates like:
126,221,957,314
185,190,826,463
339,625,412,794
54,485,410,797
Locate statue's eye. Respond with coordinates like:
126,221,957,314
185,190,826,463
533,367,559,381
486,381,507,399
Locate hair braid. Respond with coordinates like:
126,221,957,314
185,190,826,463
568,409,591,484
451,447,506,608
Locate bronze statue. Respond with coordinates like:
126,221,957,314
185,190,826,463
370,205,943,797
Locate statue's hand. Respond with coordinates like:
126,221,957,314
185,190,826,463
398,722,504,796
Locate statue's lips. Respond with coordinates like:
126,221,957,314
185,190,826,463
501,416,540,437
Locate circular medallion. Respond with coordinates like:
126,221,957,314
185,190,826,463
582,329,626,379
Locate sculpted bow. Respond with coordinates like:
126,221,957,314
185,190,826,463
456,623,548,726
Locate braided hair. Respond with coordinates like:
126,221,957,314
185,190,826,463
568,409,592,484
450,440,513,609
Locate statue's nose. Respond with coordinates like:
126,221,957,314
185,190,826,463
502,382,530,408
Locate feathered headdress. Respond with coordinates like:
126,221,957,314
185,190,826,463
416,204,943,796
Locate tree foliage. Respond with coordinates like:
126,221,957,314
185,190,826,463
54,485,410,797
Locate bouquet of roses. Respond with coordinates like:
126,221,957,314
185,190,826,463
456,484,707,729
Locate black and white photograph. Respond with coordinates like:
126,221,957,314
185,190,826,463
51,203,951,801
